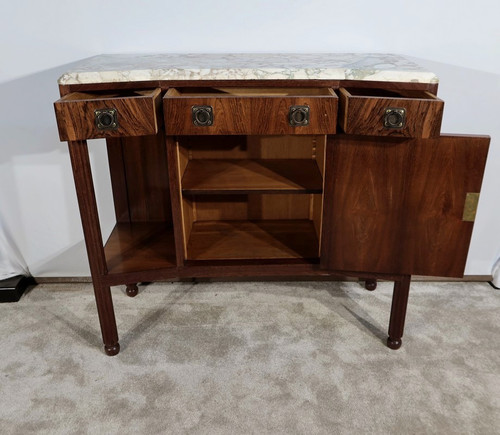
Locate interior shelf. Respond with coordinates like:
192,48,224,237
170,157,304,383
104,222,176,274
186,219,319,261
181,159,323,195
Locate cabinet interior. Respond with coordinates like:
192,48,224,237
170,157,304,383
61,89,159,101
175,135,326,261
342,87,437,99
167,87,335,97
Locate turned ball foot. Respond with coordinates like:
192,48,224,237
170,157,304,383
104,342,120,356
387,337,402,350
365,279,377,291
126,283,138,297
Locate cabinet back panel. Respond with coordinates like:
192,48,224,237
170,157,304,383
191,194,312,221
180,135,322,160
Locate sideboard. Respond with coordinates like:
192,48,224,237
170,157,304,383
53,54,490,355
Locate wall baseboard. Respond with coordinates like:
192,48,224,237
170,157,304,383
33,275,494,284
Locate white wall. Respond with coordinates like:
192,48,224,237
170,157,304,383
0,0,499,277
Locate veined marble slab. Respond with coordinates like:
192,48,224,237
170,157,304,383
58,53,439,85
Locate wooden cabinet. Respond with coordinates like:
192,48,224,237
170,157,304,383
53,54,490,356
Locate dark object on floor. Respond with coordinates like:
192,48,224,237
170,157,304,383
0,275,35,303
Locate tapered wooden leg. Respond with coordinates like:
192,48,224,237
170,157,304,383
126,283,139,297
94,282,120,356
387,275,411,350
68,141,120,356
365,279,377,291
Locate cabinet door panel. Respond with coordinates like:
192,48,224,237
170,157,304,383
400,134,489,276
321,134,489,277
321,135,409,274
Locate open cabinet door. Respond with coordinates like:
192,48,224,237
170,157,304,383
321,134,489,277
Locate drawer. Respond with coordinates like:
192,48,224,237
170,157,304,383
54,89,162,141
338,88,444,138
163,87,338,135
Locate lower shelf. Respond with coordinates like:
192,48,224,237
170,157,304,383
186,219,319,261
104,222,176,274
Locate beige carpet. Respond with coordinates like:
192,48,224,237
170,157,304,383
0,281,499,434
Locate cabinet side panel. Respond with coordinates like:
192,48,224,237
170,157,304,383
182,196,195,255
166,136,186,265
120,133,171,222
312,194,323,255
401,135,490,277
106,138,130,223
321,135,409,273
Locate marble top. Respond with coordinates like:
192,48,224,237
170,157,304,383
58,53,438,85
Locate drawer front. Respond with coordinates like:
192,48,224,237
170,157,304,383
163,88,338,135
54,89,161,141
339,88,444,138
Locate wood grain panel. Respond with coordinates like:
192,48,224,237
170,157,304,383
247,194,311,220
181,159,323,194
312,194,323,249
321,134,490,277
193,196,249,221
247,135,319,159
183,135,319,160
314,135,326,177
186,220,319,260
166,136,187,266
339,88,443,138
185,135,249,160
54,89,161,141
181,196,195,255
164,88,337,135
192,194,312,221
401,135,490,277
119,133,171,222
321,135,409,274
104,222,176,274
106,138,130,222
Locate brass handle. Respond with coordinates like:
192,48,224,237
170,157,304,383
289,105,310,127
384,108,406,129
192,105,213,126
95,108,118,130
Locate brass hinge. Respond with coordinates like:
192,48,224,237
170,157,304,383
462,193,480,222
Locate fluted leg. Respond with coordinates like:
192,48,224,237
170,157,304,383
387,275,411,350
68,141,119,356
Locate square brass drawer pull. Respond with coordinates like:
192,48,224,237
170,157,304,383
289,105,310,127
191,105,214,126
95,108,118,130
383,108,406,129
